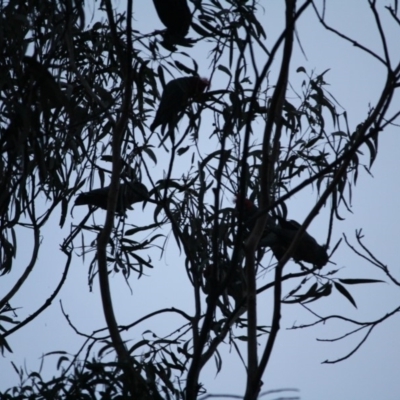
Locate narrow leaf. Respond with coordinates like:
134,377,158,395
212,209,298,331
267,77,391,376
217,64,232,77
334,282,357,308
339,278,384,285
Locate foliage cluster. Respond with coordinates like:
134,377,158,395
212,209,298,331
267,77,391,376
1,1,400,399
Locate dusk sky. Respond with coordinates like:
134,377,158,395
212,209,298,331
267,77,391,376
1,2,400,399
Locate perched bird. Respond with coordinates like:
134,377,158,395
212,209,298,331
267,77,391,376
203,258,248,317
150,76,209,136
75,182,149,214
153,0,192,46
235,197,328,268
268,217,329,268
235,195,275,232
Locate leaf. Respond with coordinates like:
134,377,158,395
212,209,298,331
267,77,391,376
304,135,321,149
175,61,195,75
129,253,154,269
143,147,157,164
294,282,318,301
334,282,357,308
191,22,213,37
247,11,266,39
199,20,221,35
365,137,377,168
157,65,165,88
0,335,13,354
177,146,189,155
43,350,69,356
319,96,337,125
56,356,70,370
128,340,149,354
331,131,347,137
214,350,222,374
339,278,385,285
199,149,231,170
297,66,306,73
98,340,115,358
59,198,68,228
217,64,232,77
0,315,18,323
318,282,332,298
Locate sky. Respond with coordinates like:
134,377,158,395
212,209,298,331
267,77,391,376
1,1,400,399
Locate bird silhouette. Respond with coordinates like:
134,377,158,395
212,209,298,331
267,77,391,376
236,197,328,268
75,181,149,214
150,76,209,137
153,0,192,47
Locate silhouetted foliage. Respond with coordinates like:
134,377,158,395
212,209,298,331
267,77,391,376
1,1,400,399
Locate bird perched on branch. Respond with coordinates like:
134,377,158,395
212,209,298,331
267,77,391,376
153,0,192,47
235,195,275,232
235,196,328,268
150,76,209,138
75,181,149,214
203,257,248,318
267,217,329,268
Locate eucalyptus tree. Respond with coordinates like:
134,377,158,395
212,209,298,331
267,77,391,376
1,1,399,399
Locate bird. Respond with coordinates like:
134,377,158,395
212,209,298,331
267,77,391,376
235,196,328,268
202,257,248,318
74,181,149,214
150,76,210,137
267,217,329,268
153,0,192,47
234,195,276,233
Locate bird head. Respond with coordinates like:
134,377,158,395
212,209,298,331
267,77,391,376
234,194,257,213
192,77,210,97
125,181,149,204
199,77,210,89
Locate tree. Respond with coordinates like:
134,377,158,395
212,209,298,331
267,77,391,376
1,0,399,399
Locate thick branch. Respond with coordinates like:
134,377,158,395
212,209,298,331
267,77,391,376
246,2,296,398
96,1,151,398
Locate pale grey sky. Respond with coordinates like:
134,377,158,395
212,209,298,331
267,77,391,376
1,2,400,399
